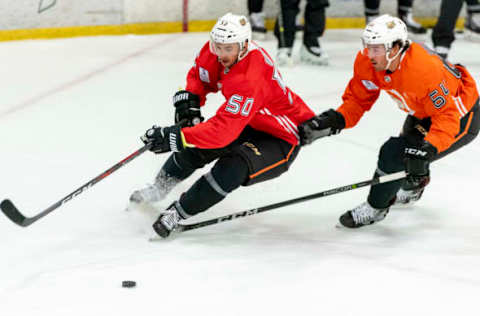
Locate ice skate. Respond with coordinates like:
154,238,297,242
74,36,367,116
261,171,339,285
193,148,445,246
152,202,184,238
434,46,449,60
300,44,329,66
465,13,480,42
129,171,180,205
276,47,293,67
250,12,267,40
339,202,389,228
394,187,424,206
399,12,427,34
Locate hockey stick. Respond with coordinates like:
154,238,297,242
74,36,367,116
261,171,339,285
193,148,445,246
176,171,406,233
1,143,152,227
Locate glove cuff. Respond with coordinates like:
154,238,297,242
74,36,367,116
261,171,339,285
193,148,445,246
173,90,200,107
324,109,346,131
168,125,184,152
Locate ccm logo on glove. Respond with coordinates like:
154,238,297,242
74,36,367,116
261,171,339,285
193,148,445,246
405,148,428,157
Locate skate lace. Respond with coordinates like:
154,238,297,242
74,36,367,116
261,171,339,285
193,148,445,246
351,202,377,225
160,209,180,230
396,188,422,204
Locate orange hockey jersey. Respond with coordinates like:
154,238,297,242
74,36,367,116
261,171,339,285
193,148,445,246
337,42,479,152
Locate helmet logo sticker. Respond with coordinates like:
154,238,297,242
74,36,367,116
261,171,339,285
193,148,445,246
387,21,396,29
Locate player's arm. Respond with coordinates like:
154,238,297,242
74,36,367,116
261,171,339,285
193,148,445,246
299,52,379,145
335,53,381,128
174,44,218,126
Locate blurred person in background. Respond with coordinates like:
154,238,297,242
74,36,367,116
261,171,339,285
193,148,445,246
248,0,267,38
275,0,329,66
364,0,427,34
432,0,480,59
248,0,305,40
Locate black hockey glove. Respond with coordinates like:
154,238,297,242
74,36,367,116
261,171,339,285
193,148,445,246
173,90,204,127
142,125,184,154
403,140,437,190
298,109,346,145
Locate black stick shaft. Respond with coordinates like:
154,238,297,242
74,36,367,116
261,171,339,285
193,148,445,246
179,171,406,232
1,143,152,227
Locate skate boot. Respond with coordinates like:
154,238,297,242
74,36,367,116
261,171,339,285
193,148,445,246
250,12,267,40
465,12,480,42
276,47,293,67
434,46,449,60
366,14,379,25
339,202,389,228
399,12,427,34
152,202,185,238
395,187,425,205
130,172,180,204
295,15,304,32
300,44,329,66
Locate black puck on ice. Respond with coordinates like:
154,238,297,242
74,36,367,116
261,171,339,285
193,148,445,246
122,280,136,288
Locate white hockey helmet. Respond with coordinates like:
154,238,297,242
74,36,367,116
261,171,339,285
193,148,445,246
363,14,408,50
362,14,409,68
210,13,252,60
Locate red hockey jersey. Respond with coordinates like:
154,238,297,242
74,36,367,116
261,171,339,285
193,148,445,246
180,41,315,149
337,42,479,152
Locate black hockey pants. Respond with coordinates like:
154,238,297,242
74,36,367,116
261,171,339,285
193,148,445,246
161,127,300,217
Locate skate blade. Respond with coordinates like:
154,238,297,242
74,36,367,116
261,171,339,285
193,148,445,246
148,234,163,242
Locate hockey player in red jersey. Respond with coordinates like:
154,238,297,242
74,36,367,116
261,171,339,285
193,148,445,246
129,13,315,238
299,14,479,228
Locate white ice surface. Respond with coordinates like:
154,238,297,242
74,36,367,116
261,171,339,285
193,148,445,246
0,30,479,316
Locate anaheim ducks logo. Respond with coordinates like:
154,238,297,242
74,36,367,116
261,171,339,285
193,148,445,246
386,21,396,29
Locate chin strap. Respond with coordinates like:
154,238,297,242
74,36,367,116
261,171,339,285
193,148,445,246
384,40,411,70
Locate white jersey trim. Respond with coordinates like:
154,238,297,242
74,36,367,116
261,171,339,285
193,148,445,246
263,107,300,141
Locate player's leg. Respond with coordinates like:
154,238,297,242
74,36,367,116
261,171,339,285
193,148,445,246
248,0,267,37
341,99,480,228
153,130,300,237
398,0,427,34
431,0,464,59
300,0,329,65
364,0,380,24
465,0,480,40
274,0,301,65
339,137,406,228
130,147,228,204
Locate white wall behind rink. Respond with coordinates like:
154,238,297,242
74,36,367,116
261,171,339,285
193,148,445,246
1,0,451,31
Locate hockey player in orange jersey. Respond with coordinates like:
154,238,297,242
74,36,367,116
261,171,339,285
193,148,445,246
129,13,315,238
299,14,480,228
